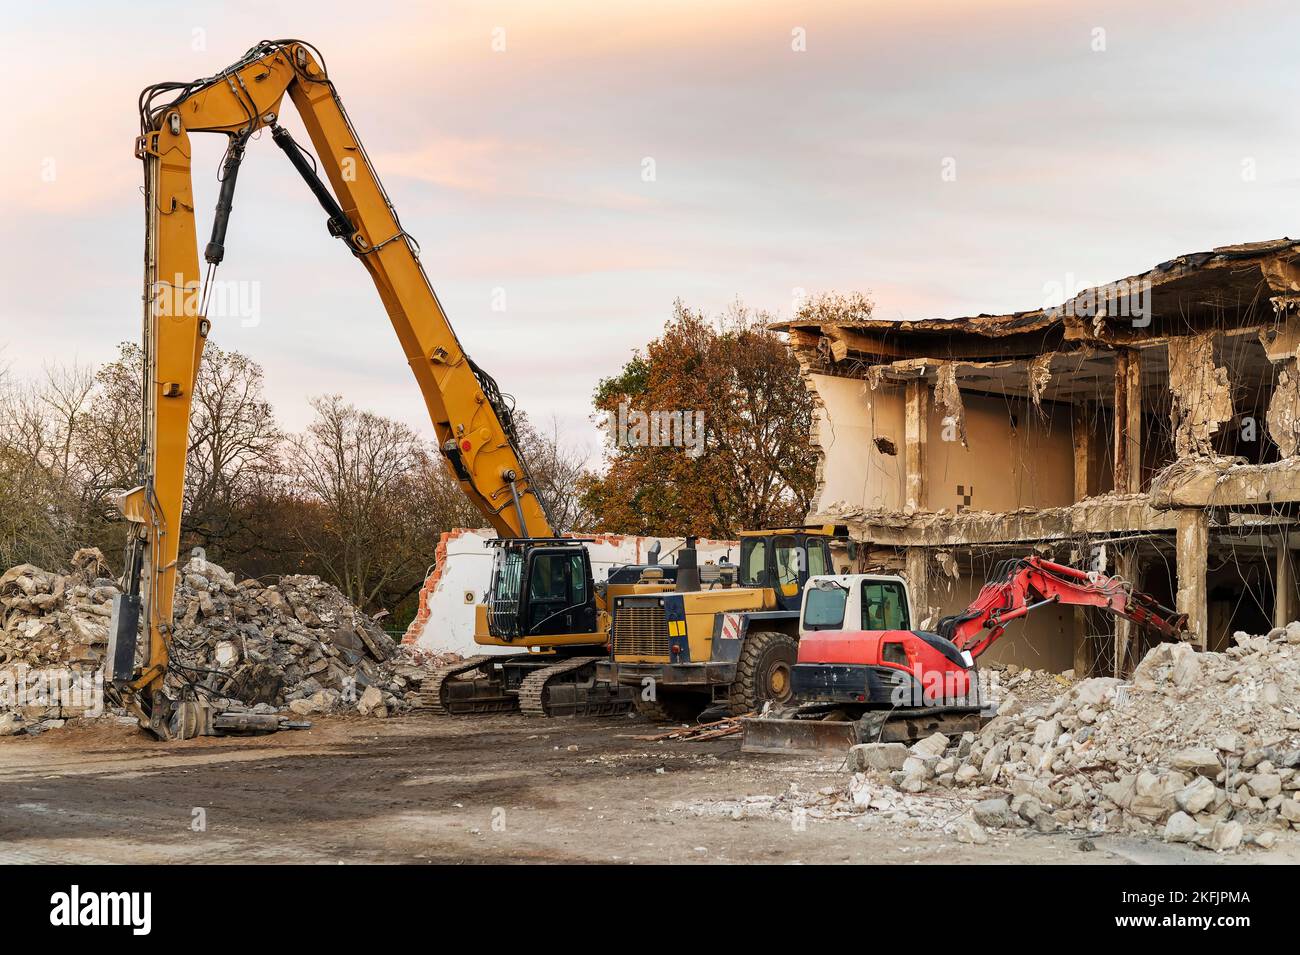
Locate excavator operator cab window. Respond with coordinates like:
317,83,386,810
773,536,800,593
803,585,847,630
487,548,525,637
862,581,910,631
804,537,831,576
522,547,598,637
739,538,768,588
568,552,587,604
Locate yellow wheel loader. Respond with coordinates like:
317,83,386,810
596,528,838,722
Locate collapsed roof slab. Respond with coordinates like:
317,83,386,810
777,238,1300,364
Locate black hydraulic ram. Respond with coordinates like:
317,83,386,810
270,125,357,246
204,132,250,266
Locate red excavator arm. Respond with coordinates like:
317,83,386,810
936,556,1186,660
791,556,1187,711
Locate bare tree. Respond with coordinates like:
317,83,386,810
185,347,282,552
287,395,442,612
82,342,282,561
515,412,595,533
0,363,105,568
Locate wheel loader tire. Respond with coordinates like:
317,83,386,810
728,630,798,715
633,691,708,724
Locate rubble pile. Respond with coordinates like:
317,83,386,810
848,628,1300,852
984,663,1074,707
672,777,964,829
0,550,459,735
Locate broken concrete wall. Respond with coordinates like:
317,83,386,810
809,374,1076,520
1264,356,1300,457
925,393,1075,514
1167,332,1234,457
933,362,968,448
784,239,1300,677
807,373,906,513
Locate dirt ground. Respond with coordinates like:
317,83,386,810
0,712,1294,864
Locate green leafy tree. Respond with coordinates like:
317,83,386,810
579,300,817,537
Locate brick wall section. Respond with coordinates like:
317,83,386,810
402,528,469,645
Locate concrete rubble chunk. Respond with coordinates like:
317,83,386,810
1170,748,1221,777
1163,811,1199,844
1032,718,1059,747
356,685,385,716
953,816,988,845
1214,732,1245,755
1174,776,1217,815
1248,774,1283,799
1253,830,1278,849
1200,820,1243,853
910,732,949,759
1171,651,1201,690
1070,677,1119,708
972,797,1014,829
847,742,910,773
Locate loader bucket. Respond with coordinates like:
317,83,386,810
739,716,858,757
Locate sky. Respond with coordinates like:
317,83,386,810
3,0,1298,463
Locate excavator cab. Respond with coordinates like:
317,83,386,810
485,540,599,641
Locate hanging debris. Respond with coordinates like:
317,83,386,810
1167,332,1233,457
1266,358,1300,457
933,362,968,448
1027,353,1053,410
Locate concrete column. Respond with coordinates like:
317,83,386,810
905,547,931,629
1112,349,1143,494
1072,402,1092,503
1275,538,1296,629
1175,510,1209,650
1112,548,1138,677
904,379,929,513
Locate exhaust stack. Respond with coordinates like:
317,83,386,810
676,536,701,593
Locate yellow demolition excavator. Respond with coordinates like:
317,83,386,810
108,39,672,739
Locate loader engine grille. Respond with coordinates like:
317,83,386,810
612,604,669,658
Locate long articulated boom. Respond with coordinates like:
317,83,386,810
113,39,551,736
936,556,1187,660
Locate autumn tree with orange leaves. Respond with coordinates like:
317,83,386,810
578,301,817,538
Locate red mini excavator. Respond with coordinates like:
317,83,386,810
741,556,1187,754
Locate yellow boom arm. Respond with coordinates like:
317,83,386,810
114,40,552,731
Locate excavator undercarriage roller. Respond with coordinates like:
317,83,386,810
416,656,518,715
416,654,635,718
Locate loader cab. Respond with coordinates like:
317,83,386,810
486,539,599,639
738,530,834,611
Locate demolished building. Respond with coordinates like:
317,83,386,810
778,238,1300,677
